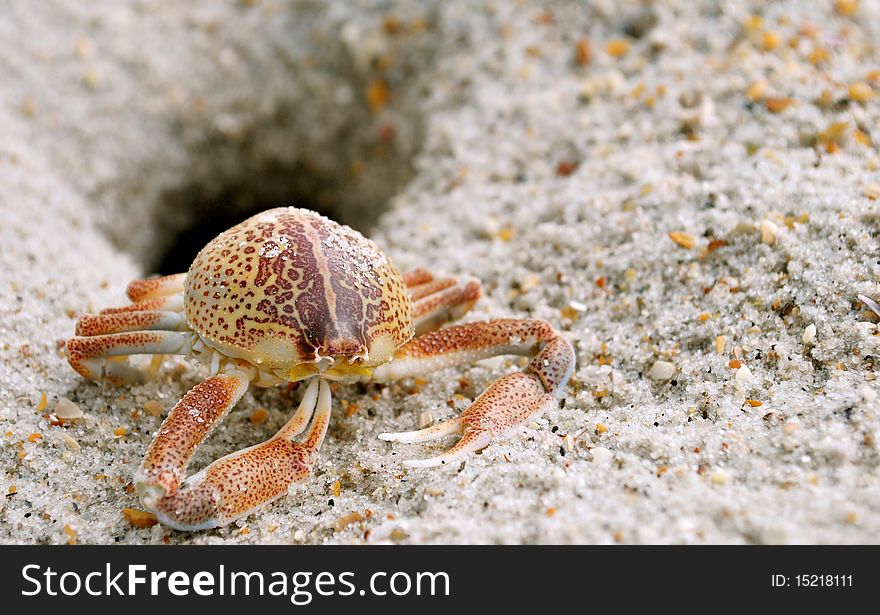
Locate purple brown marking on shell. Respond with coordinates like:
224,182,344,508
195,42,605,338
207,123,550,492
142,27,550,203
183,207,414,371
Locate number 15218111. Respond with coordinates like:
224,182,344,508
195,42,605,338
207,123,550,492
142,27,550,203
772,574,853,588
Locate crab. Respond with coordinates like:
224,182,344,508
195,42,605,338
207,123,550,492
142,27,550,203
66,207,575,531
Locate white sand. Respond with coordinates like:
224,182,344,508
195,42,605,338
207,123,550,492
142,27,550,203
1,0,879,544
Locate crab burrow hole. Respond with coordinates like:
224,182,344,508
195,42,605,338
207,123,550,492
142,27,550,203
99,8,442,275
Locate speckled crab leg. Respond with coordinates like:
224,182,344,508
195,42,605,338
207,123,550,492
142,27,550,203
99,293,185,314
402,268,434,287
66,331,192,384
408,277,457,301
411,279,481,335
126,273,187,302
134,368,255,512
75,310,187,336
375,319,575,467
139,378,332,531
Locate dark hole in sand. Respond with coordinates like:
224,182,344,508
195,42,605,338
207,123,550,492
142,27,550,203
152,170,391,276
89,15,437,279
154,197,306,276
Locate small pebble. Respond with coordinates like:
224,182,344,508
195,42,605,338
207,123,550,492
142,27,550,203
762,31,781,51
143,401,164,417
760,219,778,245
746,80,768,101
54,398,83,420
590,447,613,467
575,38,591,66
734,364,753,387
83,69,102,89
63,525,77,544
122,508,159,529
668,231,696,249
848,81,873,102
249,408,269,424
835,0,859,17
711,470,729,485
61,434,80,451
764,97,794,113
802,324,817,344
605,38,630,58
365,79,389,112
519,273,542,291
649,360,675,380
335,511,364,532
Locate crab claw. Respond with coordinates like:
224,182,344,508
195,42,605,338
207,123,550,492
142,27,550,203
136,378,332,531
379,327,575,467
381,372,558,467
143,437,318,531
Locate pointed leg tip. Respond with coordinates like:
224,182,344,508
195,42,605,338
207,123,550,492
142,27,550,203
378,418,463,445
134,482,167,510
403,457,445,469
378,432,409,442
858,294,880,317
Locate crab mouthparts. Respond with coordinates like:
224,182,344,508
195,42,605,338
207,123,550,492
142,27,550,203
287,356,373,382
315,356,335,372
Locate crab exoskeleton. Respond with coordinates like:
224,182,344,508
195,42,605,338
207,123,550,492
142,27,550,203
66,207,575,531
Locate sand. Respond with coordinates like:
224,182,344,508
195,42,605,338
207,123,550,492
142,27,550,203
1,0,879,544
